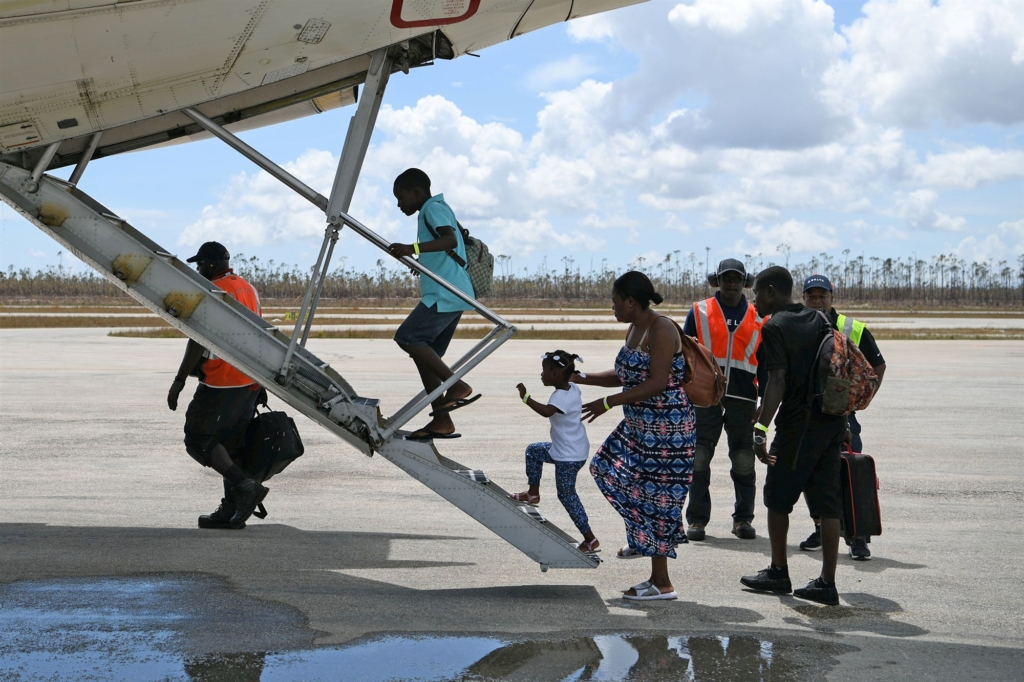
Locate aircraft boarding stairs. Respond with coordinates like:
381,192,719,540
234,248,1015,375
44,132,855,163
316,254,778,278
0,160,599,571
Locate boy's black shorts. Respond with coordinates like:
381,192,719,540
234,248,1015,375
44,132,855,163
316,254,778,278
394,302,462,357
763,416,846,519
183,383,259,467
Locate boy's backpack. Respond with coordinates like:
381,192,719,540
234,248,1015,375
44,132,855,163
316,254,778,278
422,215,494,298
810,312,880,416
668,318,727,408
458,226,494,298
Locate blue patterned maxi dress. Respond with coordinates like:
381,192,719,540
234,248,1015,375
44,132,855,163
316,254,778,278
590,343,696,558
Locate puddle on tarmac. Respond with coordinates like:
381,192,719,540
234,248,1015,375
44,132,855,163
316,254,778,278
0,576,848,681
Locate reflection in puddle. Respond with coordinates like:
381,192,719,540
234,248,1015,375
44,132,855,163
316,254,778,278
0,576,840,681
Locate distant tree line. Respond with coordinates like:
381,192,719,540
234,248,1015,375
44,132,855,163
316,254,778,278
3,248,1023,308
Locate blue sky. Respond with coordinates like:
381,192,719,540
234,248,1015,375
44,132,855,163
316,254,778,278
3,0,1023,277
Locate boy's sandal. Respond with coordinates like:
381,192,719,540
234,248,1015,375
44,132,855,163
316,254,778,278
405,429,461,441
616,545,645,560
578,538,601,554
507,491,539,506
429,394,482,416
623,584,678,601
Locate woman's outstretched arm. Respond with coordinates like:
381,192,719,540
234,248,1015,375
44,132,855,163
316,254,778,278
571,370,622,388
582,317,677,421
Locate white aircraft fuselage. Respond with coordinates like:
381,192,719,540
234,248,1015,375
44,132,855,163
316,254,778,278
0,0,644,170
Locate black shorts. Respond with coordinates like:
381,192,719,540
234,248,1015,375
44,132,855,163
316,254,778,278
183,383,259,467
763,416,846,518
393,302,462,357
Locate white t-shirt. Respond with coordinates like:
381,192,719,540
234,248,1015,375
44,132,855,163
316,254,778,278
547,383,590,462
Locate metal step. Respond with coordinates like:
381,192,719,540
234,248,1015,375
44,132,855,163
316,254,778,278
0,160,599,570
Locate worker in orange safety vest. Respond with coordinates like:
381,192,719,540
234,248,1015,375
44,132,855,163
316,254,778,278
682,259,767,541
166,241,269,531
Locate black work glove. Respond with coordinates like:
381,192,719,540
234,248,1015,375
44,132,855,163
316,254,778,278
167,378,186,411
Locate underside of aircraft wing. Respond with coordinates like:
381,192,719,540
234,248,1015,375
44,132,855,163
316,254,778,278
0,0,646,173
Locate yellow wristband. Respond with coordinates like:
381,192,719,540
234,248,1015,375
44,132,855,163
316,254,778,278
522,393,530,404
754,422,769,433
603,397,611,411
413,242,420,256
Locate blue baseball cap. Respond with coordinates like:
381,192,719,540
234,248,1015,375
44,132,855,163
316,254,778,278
803,274,833,292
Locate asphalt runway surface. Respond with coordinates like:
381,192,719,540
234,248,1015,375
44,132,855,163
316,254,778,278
1,329,1022,681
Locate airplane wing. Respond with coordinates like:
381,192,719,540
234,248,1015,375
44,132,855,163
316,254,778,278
0,0,645,171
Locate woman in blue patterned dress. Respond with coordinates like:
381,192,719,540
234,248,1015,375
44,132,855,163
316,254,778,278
576,271,696,601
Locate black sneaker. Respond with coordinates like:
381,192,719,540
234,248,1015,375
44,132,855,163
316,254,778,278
732,520,756,539
686,523,706,541
849,538,871,560
740,565,792,594
198,498,242,529
793,577,840,605
799,525,821,551
230,479,269,529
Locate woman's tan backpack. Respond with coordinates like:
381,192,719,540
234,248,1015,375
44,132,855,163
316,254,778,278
669,318,727,408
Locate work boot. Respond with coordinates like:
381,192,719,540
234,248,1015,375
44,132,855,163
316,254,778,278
799,524,821,551
732,520,756,539
793,577,840,606
686,522,706,541
230,479,268,529
740,564,792,594
198,498,242,530
849,537,871,560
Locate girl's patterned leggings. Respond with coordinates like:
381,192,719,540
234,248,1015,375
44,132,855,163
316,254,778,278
525,442,591,535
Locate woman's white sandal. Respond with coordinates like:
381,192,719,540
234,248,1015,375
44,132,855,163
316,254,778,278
616,545,644,559
623,584,678,601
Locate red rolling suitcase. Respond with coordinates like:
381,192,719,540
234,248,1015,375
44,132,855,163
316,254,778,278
839,449,882,539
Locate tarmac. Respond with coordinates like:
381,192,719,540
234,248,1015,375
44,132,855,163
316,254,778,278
1,328,1022,681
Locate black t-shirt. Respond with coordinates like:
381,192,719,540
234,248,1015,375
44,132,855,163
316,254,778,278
829,308,885,367
760,302,836,429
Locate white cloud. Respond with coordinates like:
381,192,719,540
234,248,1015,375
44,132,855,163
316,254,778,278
29,249,46,258
525,55,600,90
736,219,841,256
566,14,616,42
895,189,967,232
179,150,335,249
829,0,1024,126
911,147,1024,189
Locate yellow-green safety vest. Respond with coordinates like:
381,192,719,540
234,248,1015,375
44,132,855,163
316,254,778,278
836,314,866,346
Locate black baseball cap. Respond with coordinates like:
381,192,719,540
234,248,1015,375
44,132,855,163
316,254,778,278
716,258,747,277
803,274,833,292
186,241,230,263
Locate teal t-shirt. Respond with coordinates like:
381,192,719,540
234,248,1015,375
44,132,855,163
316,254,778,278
417,194,475,313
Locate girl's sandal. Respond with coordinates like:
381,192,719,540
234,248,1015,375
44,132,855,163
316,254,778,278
507,491,539,506
577,538,601,555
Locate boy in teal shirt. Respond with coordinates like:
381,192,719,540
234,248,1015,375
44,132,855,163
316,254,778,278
388,168,478,440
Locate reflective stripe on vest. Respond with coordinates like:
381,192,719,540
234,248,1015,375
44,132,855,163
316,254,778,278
201,272,262,388
693,297,765,379
836,314,866,346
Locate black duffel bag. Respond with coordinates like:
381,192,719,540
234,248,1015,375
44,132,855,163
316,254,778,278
239,404,304,519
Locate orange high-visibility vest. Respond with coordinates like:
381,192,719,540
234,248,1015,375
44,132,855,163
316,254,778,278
201,271,261,388
693,297,765,383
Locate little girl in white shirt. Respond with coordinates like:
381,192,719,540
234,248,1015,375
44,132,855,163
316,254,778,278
511,350,599,554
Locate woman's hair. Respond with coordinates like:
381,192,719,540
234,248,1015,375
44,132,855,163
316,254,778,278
542,350,582,379
612,271,664,309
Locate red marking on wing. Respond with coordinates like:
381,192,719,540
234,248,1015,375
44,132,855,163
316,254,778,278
391,0,481,28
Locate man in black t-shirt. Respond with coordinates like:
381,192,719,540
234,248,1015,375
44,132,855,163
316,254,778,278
740,266,845,606
800,274,887,560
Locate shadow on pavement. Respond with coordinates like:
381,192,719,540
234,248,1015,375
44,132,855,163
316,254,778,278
782,592,929,638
